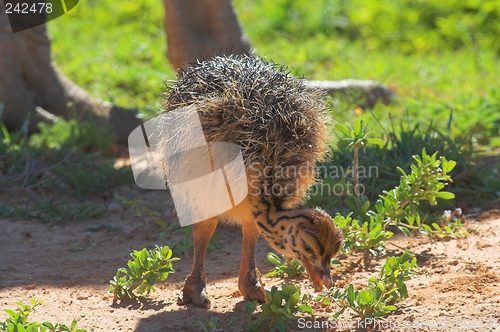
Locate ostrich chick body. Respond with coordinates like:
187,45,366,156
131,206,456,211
162,54,343,308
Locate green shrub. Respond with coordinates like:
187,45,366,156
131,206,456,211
244,285,313,332
314,250,417,319
266,253,305,278
312,113,499,210
110,246,179,301
309,120,462,262
0,299,86,332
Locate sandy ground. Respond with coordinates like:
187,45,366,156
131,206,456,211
0,186,499,332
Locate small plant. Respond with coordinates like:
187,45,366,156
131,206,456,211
314,250,417,320
421,207,468,238
375,148,456,231
230,301,258,329
198,316,220,332
266,253,305,278
328,147,458,265
248,285,313,332
113,193,166,226
312,117,461,262
335,118,385,198
333,213,392,258
109,245,179,301
0,299,86,332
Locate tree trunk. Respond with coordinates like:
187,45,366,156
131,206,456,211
0,4,141,144
0,7,66,133
163,0,253,71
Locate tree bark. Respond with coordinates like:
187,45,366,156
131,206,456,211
0,7,67,133
0,4,141,144
163,0,253,71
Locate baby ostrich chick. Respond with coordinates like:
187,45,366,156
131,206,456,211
161,54,343,308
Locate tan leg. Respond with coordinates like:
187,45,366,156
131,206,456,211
238,220,266,302
177,217,218,308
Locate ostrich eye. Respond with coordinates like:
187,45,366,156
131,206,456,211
303,244,313,254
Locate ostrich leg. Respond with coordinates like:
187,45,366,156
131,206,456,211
177,217,218,308
238,220,266,302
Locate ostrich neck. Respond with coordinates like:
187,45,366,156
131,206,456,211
254,197,302,256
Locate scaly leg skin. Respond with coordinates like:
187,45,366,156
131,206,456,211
177,217,218,308
238,220,266,302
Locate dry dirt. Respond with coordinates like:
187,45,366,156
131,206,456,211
0,186,499,332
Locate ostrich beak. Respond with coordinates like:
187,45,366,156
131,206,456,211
299,258,333,292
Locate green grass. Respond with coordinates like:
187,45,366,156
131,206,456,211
1,119,132,197
234,0,500,54
0,197,107,226
48,1,500,140
48,0,173,116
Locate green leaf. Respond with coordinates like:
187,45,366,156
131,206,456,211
267,253,282,266
381,305,397,311
245,301,255,315
298,304,314,315
432,223,441,231
397,280,409,298
3,309,16,318
331,259,341,266
146,274,157,286
421,224,432,233
275,317,286,332
369,222,382,239
435,191,455,199
332,308,345,319
366,138,385,146
443,160,457,173
288,292,300,308
358,289,373,305
346,284,355,305
354,118,362,136
335,123,351,136
398,226,411,237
